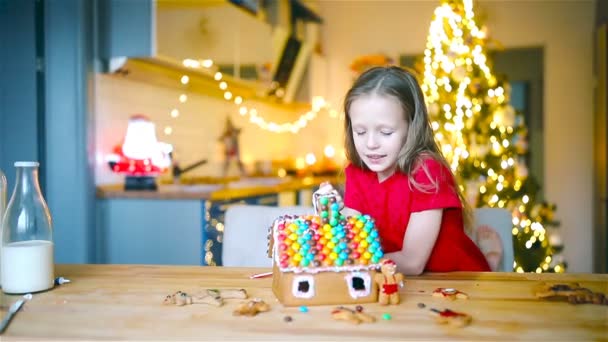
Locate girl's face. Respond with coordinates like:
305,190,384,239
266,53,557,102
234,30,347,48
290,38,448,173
349,94,408,182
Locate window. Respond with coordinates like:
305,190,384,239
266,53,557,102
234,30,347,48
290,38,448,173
291,275,315,299
344,272,372,298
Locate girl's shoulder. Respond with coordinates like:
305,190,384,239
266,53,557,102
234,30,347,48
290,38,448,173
412,154,446,173
411,155,453,183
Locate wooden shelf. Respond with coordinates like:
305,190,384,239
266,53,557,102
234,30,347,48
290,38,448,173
109,55,312,112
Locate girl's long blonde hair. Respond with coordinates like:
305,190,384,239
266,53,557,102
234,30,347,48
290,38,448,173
343,66,473,232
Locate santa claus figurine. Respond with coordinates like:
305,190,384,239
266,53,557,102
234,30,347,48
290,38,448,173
106,114,172,190
219,117,246,177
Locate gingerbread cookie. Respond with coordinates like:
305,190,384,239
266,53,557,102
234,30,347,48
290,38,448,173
206,288,248,300
430,308,472,327
163,288,247,307
432,288,469,300
233,299,271,316
374,259,404,305
163,291,223,307
534,283,608,305
331,306,376,324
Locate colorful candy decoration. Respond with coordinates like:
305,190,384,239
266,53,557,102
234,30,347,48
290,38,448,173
274,211,384,270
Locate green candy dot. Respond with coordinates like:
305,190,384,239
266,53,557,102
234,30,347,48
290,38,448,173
320,197,329,205
382,313,392,320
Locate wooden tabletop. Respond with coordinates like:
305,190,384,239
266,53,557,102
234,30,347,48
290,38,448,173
1,264,606,340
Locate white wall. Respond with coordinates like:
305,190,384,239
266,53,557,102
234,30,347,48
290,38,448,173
94,73,343,184
156,4,273,66
317,0,596,272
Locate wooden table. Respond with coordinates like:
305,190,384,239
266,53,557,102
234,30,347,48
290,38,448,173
1,264,606,340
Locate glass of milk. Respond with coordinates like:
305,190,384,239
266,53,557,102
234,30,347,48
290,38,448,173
1,161,54,294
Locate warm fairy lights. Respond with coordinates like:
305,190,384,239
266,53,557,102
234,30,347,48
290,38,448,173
422,0,564,272
171,58,338,134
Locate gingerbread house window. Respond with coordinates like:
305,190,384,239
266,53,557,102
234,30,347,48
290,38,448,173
344,272,372,298
292,275,315,299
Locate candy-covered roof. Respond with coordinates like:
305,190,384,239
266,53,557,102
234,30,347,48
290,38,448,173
271,211,384,273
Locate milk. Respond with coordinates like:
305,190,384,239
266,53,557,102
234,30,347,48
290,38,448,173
1,240,54,294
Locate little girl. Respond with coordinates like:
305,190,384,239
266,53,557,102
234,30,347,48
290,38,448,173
324,66,490,275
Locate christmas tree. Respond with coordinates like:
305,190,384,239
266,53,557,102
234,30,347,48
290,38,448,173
416,0,565,272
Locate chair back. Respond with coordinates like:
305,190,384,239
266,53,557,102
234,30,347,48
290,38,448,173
473,207,514,272
222,204,314,267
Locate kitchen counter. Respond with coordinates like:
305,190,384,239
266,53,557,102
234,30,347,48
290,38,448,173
96,175,344,200
95,175,344,265
1,264,606,340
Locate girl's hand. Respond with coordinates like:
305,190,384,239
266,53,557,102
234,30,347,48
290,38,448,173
313,182,344,211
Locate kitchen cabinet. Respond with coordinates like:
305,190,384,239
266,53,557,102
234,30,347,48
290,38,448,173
95,177,339,265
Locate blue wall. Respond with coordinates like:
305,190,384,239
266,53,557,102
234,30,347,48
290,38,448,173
0,0,96,263
0,0,42,188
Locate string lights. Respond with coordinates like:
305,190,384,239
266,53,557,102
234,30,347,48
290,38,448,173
422,0,564,273
168,58,341,134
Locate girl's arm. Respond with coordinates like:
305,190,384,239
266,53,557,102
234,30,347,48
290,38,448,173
386,209,442,275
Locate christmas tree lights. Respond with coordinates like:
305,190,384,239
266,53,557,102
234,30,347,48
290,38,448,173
419,0,565,272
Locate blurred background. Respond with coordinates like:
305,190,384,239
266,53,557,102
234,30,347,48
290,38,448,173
0,0,605,274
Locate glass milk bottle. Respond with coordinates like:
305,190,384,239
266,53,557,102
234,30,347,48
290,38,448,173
1,161,54,294
0,168,6,287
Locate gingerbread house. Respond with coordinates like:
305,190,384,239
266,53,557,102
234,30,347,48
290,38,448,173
267,194,385,306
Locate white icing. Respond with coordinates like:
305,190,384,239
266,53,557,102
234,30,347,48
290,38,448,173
344,272,372,298
292,275,315,299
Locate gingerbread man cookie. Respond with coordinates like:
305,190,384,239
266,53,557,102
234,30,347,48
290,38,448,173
233,299,271,316
534,282,607,305
206,288,248,300
163,288,247,307
432,288,469,300
374,259,404,305
431,308,472,327
163,291,223,306
331,306,376,325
